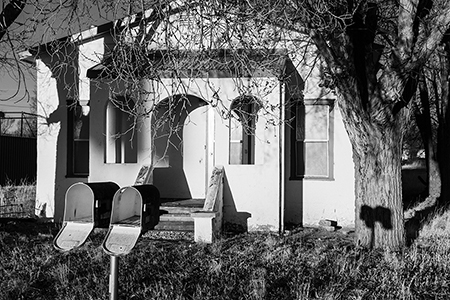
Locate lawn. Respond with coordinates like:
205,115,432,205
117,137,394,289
1,213,450,300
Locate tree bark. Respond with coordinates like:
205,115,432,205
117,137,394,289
437,114,450,204
415,71,440,204
334,75,406,250
347,110,405,250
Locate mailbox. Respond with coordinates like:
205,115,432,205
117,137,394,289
54,182,120,252
102,185,160,256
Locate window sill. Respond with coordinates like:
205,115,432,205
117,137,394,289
66,174,89,179
289,176,334,181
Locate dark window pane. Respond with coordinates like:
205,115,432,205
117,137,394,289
74,140,89,174
295,141,305,176
296,104,305,141
229,96,259,165
68,102,89,176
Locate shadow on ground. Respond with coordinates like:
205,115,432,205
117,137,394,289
402,165,449,246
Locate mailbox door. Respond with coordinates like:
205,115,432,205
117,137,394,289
53,222,95,251
102,225,141,256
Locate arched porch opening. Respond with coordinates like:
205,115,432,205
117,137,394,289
151,94,209,200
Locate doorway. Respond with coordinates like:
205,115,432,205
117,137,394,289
152,95,208,199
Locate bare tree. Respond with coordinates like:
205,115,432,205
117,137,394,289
76,0,450,249
13,0,450,249
178,0,450,249
292,0,450,249
104,0,450,249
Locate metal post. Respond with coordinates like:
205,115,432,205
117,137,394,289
109,255,119,300
0,111,3,135
20,113,24,137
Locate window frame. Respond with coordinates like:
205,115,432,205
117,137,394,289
290,99,334,180
228,96,260,165
105,97,138,164
66,99,90,177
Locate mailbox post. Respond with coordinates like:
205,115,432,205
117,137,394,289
109,255,119,300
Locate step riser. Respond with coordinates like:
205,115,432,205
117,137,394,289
160,207,202,214
154,221,194,232
160,214,194,222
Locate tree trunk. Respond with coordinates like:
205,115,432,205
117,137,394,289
413,71,440,207
437,43,450,205
437,119,450,204
338,93,406,250
352,129,405,249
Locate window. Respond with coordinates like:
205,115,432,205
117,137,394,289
229,96,260,165
291,99,334,179
67,100,90,176
105,97,138,163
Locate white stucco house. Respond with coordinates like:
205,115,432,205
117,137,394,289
33,7,355,232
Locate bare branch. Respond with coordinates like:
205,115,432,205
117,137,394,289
411,1,450,65
397,0,419,60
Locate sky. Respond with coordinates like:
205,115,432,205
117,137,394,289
0,0,132,114
0,64,36,114
0,59,36,112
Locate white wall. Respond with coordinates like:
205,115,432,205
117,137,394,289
88,80,152,188
35,59,59,218
36,37,112,221
284,54,355,228
302,105,354,227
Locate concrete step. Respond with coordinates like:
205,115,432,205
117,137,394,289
159,213,194,222
155,198,204,232
160,198,205,208
154,220,194,232
160,206,202,214
159,198,205,214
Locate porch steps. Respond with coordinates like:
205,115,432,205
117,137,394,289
154,198,205,232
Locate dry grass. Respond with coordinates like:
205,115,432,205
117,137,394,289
1,218,450,300
0,180,36,218
2,180,450,299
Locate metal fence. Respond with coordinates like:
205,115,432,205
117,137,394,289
0,112,37,138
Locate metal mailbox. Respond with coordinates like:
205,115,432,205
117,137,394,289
54,182,120,252
102,185,160,256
